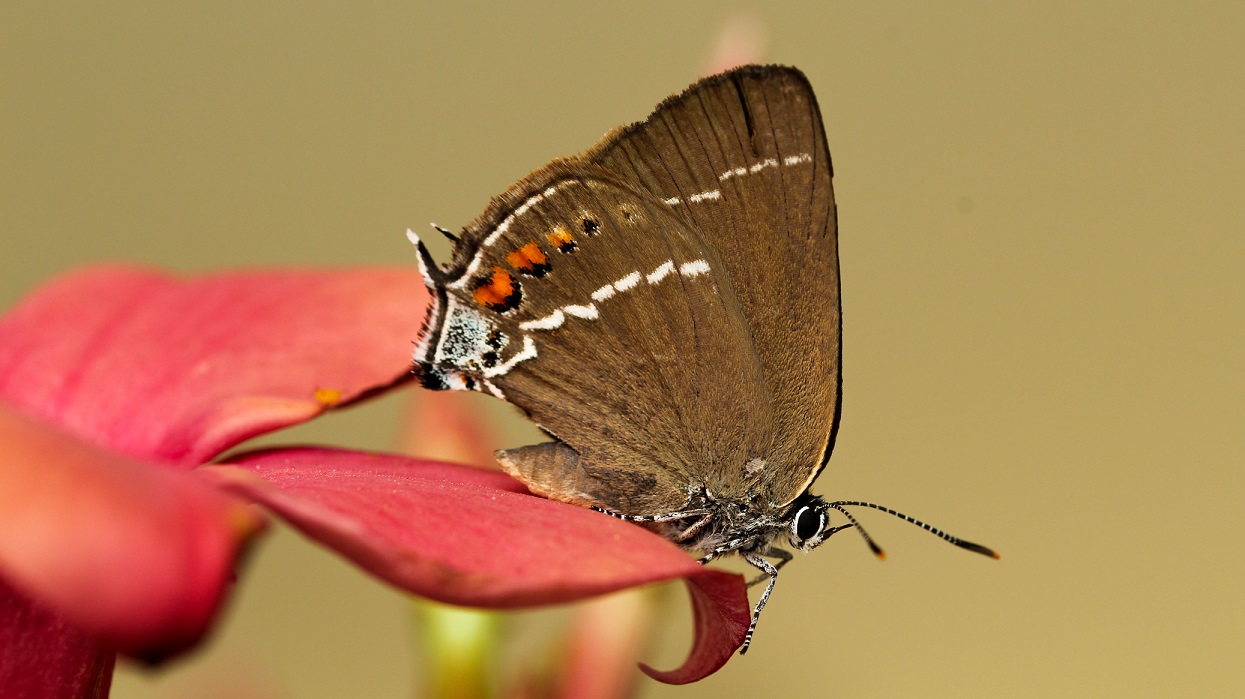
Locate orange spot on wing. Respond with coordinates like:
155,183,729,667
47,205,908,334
473,266,517,307
506,242,548,272
548,225,576,252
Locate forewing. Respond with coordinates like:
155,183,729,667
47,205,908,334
584,65,840,505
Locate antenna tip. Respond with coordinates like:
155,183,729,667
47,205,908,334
957,540,1000,560
866,539,885,559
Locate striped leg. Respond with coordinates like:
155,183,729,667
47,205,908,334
739,552,778,654
745,546,793,587
590,506,713,542
697,537,750,564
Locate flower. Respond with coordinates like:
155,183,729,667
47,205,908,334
0,265,750,696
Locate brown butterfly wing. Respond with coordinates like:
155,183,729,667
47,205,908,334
415,65,837,515
584,65,840,507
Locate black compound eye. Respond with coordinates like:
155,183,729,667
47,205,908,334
794,506,824,542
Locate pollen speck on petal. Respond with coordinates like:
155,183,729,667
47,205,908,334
314,388,343,406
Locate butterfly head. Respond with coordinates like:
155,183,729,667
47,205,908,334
784,492,836,552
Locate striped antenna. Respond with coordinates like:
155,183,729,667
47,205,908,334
829,501,1000,559
827,503,886,559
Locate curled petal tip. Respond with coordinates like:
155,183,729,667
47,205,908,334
637,572,749,684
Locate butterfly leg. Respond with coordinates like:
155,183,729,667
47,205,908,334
590,506,712,543
670,512,714,543
590,506,710,523
697,537,750,565
745,547,792,587
739,552,778,654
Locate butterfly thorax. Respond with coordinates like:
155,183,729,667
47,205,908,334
646,485,793,557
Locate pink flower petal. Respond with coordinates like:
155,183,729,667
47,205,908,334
203,448,691,602
0,580,114,699
640,573,750,684
201,447,749,682
0,405,266,660
0,265,427,466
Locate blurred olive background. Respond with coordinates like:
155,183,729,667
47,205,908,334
4,2,1243,697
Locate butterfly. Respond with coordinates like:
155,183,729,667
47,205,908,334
408,64,996,652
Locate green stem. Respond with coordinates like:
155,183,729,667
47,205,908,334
413,600,500,699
